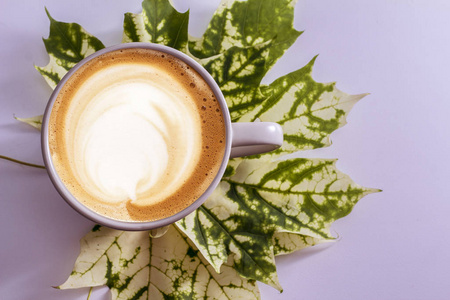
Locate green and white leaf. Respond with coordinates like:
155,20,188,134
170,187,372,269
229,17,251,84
14,115,43,130
177,158,377,288
36,9,105,89
59,225,260,299
199,41,272,121
122,0,190,53
191,0,360,151
189,0,301,69
33,0,380,298
272,232,327,256
239,58,367,154
177,181,282,291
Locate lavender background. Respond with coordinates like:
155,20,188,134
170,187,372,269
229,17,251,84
1,0,449,299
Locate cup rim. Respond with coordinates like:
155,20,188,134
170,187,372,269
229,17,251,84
41,42,232,231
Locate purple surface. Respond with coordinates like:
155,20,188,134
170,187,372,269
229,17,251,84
1,0,450,299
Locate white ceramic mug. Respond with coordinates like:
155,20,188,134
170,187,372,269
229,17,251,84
41,43,283,231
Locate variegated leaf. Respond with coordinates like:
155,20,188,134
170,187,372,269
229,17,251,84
59,225,260,299
122,0,189,53
199,41,271,122
177,158,378,289
177,183,282,291
222,158,242,179
239,57,367,154
272,232,326,256
36,9,104,89
230,158,378,236
189,0,301,68
33,0,379,297
14,115,43,130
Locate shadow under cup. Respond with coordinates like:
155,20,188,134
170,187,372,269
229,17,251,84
42,43,282,231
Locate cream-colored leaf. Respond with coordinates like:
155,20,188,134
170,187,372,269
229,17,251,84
59,225,260,299
14,115,43,130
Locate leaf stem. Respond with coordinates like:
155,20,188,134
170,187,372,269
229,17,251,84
87,287,93,300
0,155,46,169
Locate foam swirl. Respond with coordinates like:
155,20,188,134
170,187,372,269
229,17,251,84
67,63,201,206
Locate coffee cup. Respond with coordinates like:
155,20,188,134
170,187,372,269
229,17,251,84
41,42,283,231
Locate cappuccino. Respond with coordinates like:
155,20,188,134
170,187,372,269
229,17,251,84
48,48,226,222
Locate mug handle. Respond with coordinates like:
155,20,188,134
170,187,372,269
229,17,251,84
230,122,283,158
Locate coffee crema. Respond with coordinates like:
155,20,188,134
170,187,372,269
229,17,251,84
48,48,226,222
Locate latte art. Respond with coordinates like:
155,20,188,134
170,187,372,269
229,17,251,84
72,64,201,205
48,48,226,222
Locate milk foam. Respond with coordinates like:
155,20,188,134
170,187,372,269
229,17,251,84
67,63,201,206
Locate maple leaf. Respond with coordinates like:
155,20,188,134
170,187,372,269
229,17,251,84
31,0,379,298
14,115,43,130
59,225,260,299
36,8,104,89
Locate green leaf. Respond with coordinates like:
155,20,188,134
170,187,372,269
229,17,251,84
190,0,303,123
199,41,272,121
14,115,43,130
177,158,377,288
36,8,105,89
122,0,190,53
31,0,380,297
272,232,326,256
238,57,367,154
59,225,260,299
189,0,301,68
